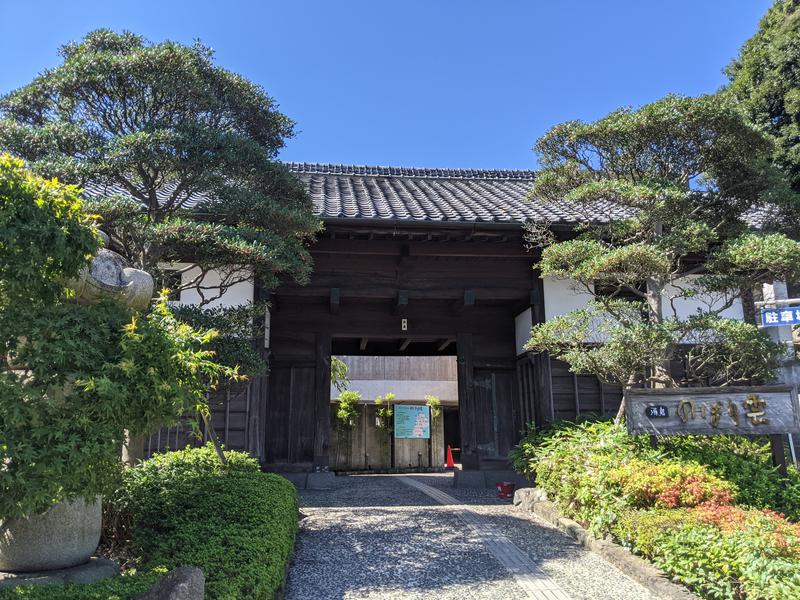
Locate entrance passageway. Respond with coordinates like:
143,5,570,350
285,474,658,600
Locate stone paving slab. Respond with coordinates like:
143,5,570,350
398,476,569,600
285,473,660,600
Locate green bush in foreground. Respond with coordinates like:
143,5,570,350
0,445,298,600
615,505,800,600
651,434,800,520
511,421,800,599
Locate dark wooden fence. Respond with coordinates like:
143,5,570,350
145,380,263,459
515,355,624,433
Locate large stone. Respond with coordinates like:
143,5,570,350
137,567,205,600
69,248,154,311
0,498,102,572
281,473,309,489
0,558,119,590
306,472,337,490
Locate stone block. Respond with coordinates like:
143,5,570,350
306,472,336,490
281,473,308,490
136,566,204,600
0,498,102,572
0,558,119,590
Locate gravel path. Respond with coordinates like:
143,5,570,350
285,473,661,600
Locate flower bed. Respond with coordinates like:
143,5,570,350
510,421,800,599
0,445,298,600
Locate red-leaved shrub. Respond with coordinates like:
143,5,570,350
610,459,734,509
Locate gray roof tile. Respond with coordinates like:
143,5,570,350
288,162,626,224
82,162,629,225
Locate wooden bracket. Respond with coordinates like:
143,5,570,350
453,289,476,314
393,289,409,315
437,338,455,352
329,287,340,315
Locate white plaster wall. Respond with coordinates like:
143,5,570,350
331,379,458,405
160,263,254,309
662,276,744,321
542,276,744,323
543,277,595,321
515,308,533,355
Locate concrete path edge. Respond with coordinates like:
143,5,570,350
513,488,701,600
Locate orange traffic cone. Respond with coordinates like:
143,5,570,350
445,445,455,469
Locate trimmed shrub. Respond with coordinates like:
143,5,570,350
511,421,800,599
0,445,298,600
652,434,800,519
609,459,734,509
614,505,800,600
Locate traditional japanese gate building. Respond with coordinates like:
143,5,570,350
253,163,629,477
143,163,743,482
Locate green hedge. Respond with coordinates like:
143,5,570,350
510,421,800,600
0,445,298,600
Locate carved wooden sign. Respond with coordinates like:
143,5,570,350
625,386,800,436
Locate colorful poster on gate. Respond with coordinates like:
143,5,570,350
394,404,431,439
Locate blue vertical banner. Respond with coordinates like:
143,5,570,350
394,405,431,439
761,307,800,328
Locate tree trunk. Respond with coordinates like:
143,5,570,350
646,219,673,388
201,412,229,465
613,374,639,425
121,430,145,466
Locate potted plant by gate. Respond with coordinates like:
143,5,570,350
0,156,235,573
374,393,395,431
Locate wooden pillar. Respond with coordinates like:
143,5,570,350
313,333,332,470
457,332,479,470
530,274,554,426
530,352,554,425
771,434,788,477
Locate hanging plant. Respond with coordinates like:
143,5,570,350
425,395,442,424
374,392,395,431
335,390,361,428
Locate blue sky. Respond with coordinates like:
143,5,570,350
0,1,773,169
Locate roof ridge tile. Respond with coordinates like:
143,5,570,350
283,161,537,180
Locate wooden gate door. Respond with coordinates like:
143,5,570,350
265,333,331,468
473,367,516,461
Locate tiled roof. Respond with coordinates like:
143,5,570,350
287,163,627,225
82,180,210,208
81,162,630,225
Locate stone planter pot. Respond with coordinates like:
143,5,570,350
0,497,102,572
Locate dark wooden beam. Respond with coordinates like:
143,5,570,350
310,238,531,258
329,287,340,315
437,338,455,352
453,289,476,314
393,289,409,315
399,338,412,351
278,281,531,302
359,337,368,351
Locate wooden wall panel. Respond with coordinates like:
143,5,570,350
542,358,624,421
288,366,316,463
265,366,292,464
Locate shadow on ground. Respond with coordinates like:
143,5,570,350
284,474,656,600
